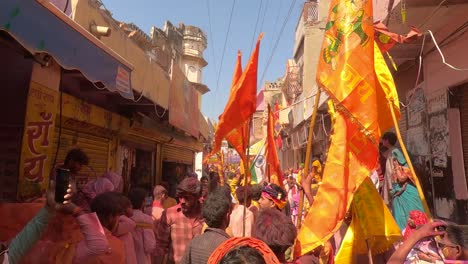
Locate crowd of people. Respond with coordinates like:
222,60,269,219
1,133,467,264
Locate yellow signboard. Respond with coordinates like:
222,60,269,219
18,82,58,199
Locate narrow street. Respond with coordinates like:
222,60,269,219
0,0,467,263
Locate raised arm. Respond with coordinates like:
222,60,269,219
388,222,445,264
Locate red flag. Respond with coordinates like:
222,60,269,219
266,104,283,188
225,52,249,167
211,34,263,167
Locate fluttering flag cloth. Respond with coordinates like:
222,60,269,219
295,0,400,256
374,22,421,53
334,177,402,263
224,51,249,171
210,34,263,175
266,104,284,189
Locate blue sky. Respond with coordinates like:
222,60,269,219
100,0,304,120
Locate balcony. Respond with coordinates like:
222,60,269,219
283,60,302,102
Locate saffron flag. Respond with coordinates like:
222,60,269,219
295,0,400,256
374,22,421,53
211,34,263,169
335,177,402,263
225,51,249,169
266,104,284,189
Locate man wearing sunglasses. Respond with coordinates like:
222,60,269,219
388,222,468,263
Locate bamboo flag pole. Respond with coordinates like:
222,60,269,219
388,100,432,218
296,89,322,229
243,117,253,237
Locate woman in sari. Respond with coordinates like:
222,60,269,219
390,150,424,231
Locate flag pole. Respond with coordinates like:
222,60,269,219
388,100,432,218
366,239,374,264
243,117,253,237
296,89,322,229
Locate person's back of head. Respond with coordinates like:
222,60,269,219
128,187,147,210
64,148,89,166
382,131,398,146
153,185,167,201
219,246,266,264
251,184,262,202
253,208,297,258
91,191,123,231
202,189,232,229
235,185,252,207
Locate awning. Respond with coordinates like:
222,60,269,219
0,0,134,99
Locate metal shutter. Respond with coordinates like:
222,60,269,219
461,91,468,185
52,127,110,178
163,145,193,165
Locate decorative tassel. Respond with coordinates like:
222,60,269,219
401,0,407,24
386,52,398,71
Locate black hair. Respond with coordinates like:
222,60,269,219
382,131,397,146
127,187,147,209
118,194,132,214
251,184,262,202
64,148,89,165
219,246,266,264
235,185,252,205
202,189,231,228
253,208,297,256
90,192,123,227
200,175,209,183
209,171,220,192
446,225,466,248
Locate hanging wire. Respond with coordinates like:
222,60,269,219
250,0,264,53
426,30,468,71
213,0,237,98
400,29,468,109
154,104,167,119
206,0,218,75
259,0,298,86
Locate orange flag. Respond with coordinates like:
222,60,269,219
211,34,263,167
295,0,400,256
225,51,249,168
266,104,284,189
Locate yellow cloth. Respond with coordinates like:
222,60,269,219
163,197,177,209
335,177,402,263
229,178,239,202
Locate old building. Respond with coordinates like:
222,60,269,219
0,0,210,200
384,0,468,224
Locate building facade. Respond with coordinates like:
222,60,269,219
0,0,210,200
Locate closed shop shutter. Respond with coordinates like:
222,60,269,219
163,145,193,165
399,107,407,143
460,90,468,184
52,127,110,178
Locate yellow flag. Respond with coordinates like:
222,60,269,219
335,177,402,263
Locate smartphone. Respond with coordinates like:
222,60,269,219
55,168,70,203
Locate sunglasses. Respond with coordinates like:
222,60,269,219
436,241,458,249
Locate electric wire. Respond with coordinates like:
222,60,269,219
250,0,264,53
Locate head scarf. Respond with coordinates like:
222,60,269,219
262,185,287,210
103,171,123,192
392,149,408,167
176,177,201,197
208,237,280,264
82,177,114,200
403,210,428,240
